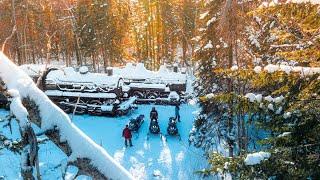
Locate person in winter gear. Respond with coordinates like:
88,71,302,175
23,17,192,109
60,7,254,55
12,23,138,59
175,104,180,122
122,125,132,147
150,107,158,121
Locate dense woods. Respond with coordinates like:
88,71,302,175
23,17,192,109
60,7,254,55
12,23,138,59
190,0,320,178
0,0,198,71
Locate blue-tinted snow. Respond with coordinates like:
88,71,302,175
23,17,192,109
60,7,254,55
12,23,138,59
0,104,209,180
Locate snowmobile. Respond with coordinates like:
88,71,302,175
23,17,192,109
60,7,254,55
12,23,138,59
165,117,181,141
147,118,162,140
128,114,144,132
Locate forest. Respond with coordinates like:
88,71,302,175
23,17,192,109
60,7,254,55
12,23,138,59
0,0,319,179
0,0,198,71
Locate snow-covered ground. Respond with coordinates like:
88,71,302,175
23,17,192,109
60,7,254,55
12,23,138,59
0,104,209,180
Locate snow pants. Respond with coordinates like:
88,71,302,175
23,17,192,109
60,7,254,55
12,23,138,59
176,115,180,122
125,138,132,147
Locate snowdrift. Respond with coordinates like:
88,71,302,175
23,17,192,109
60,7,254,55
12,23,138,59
113,63,187,83
46,67,121,88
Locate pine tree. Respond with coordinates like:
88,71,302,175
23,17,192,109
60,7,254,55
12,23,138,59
238,3,320,178
194,2,320,179
190,0,232,153
190,0,253,157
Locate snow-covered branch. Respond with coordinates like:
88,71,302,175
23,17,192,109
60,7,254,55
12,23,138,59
0,52,133,180
229,64,320,76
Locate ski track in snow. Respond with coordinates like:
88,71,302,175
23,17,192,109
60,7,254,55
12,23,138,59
73,104,208,180
0,104,208,180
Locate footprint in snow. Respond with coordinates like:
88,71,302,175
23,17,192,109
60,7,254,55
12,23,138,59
153,169,162,177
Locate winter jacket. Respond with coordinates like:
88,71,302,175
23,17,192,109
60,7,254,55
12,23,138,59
150,110,158,120
122,127,132,139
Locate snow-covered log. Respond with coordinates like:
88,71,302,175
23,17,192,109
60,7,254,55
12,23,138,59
0,52,133,180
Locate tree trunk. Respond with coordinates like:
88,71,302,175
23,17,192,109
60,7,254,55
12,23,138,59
14,32,23,65
227,43,234,158
182,38,187,67
73,30,81,66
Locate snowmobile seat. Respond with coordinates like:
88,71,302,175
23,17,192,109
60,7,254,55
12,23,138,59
129,114,145,132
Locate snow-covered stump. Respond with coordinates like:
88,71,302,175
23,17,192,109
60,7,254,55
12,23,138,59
20,127,40,180
0,52,134,180
7,89,40,180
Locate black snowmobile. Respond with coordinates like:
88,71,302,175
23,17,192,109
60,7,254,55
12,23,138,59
147,118,162,140
128,114,144,132
165,117,181,140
